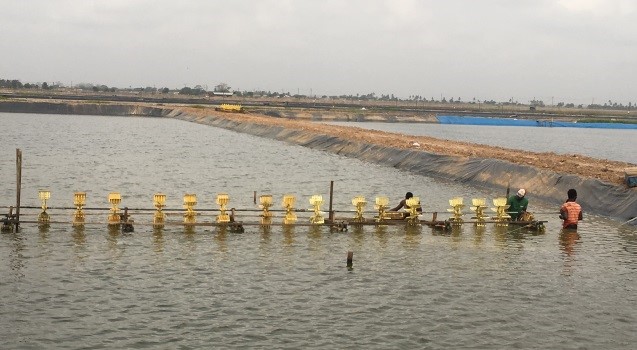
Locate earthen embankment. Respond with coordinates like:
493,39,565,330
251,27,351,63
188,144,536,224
1,100,635,220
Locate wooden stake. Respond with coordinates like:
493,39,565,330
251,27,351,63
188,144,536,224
347,251,353,267
16,149,22,229
505,175,511,198
2,207,15,233
328,181,334,223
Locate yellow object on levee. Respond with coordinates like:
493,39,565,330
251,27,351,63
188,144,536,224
216,104,244,113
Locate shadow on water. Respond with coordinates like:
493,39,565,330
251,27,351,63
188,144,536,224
106,225,124,260
473,225,486,246
351,224,365,247
308,225,322,251
259,225,272,235
559,229,581,257
493,225,509,246
38,225,51,259
184,225,196,236
373,225,389,249
107,224,120,237
215,226,228,253
152,228,164,253
493,225,527,249
559,229,581,276
257,226,272,260
38,223,50,237
72,226,86,246
450,225,463,247
4,232,26,279
70,226,88,266
430,225,453,237
403,224,422,249
617,225,637,260
283,225,295,247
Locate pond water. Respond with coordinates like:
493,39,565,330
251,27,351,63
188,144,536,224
1,113,636,349
326,121,637,165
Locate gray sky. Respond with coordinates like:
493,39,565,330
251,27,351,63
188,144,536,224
1,0,635,104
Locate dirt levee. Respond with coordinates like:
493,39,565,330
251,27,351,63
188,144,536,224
173,107,637,221
2,100,635,220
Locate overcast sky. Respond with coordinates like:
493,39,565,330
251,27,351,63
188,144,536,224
1,0,635,104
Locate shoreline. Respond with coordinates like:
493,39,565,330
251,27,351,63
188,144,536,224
3,89,637,122
1,99,635,220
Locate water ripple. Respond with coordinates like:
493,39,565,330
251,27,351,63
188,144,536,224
0,113,636,349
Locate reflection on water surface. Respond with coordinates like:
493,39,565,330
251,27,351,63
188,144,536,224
0,113,635,349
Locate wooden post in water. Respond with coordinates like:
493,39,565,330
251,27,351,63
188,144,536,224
121,207,134,232
505,175,511,199
253,191,257,205
328,181,334,223
346,251,353,268
16,149,22,229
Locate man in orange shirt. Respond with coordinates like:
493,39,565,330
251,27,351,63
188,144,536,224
560,189,583,229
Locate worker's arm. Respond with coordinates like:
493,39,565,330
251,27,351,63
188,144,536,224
390,199,405,212
559,204,567,220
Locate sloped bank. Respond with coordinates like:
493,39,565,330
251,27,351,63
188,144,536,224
170,110,637,221
1,100,634,221
0,100,171,117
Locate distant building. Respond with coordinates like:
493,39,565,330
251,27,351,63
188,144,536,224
212,91,233,97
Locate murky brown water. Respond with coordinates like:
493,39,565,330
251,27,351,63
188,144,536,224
1,113,636,349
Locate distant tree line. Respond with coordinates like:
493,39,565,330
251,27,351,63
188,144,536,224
0,79,58,90
178,83,231,96
2,77,635,109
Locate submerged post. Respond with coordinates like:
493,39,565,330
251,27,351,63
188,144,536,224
121,207,134,233
2,207,14,232
328,181,334,223
346,251,353,268
16,149,22,229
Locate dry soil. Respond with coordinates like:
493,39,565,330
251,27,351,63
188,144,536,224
185,107,634,187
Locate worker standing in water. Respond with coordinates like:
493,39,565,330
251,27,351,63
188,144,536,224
560,188,583,230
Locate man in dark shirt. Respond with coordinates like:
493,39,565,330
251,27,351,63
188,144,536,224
391,192,422,213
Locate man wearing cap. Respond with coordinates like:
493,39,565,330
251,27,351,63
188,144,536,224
507,188,529,221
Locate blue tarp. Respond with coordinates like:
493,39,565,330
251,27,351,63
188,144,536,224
437,115,637,129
